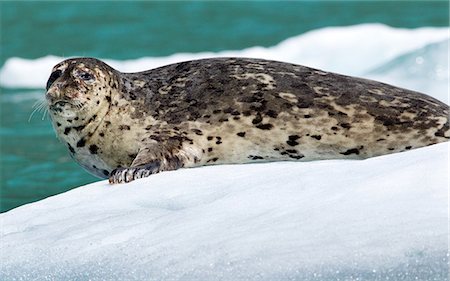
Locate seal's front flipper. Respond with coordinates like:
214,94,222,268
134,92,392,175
109,161,163,184
108,142,200,184
108,156,185,184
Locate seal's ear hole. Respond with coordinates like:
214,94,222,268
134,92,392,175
46,69,62,90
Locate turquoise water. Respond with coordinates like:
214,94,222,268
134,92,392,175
0,1,448,213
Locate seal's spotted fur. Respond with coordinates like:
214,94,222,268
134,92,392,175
45,57,449,183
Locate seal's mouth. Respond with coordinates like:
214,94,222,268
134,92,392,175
49,100,72,112
54,101,69,107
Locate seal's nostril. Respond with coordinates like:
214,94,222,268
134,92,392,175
45,91,53,101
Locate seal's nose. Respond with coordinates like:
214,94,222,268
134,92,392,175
45,82,62,102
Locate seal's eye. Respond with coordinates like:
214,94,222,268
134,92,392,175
46,69,62,90
80,72,94,81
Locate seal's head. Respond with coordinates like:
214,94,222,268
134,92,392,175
46,57,118,121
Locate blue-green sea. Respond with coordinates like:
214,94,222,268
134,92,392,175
0,1,449,213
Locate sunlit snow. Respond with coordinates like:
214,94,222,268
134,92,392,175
1,143,448,280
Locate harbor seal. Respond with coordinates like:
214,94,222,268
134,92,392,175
45,57,449,184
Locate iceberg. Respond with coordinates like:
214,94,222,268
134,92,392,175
1,142,448,280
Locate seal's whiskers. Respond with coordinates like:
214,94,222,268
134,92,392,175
29,98,48,122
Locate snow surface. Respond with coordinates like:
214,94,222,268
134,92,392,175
1,143,448,280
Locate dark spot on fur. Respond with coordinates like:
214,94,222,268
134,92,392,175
213,109,221,114
87,115,97,123
96,100,100,105
252,113,262,124
99,132,105,137
434,124,448,137
106,96,111,103
233,116,240,120
192,129,203,135
74,117,79,121
74,125,85,131
207,136,213,141
304,115,311,118
56,122,61,127
340,148,360,155
250,101,267,112
377,138,386,142
76,138,86,147
340,123,351,129
219,118,229,122
102,169,109,176
375,116,398,127
207,157,219,163
208,147,213,152
89,144,99,154
238,96,259,103
296,101,311,108
243,111,252,117
63,127,71,135
237,132,246,137
405,146,412,150
216,137,222,144
310,135,322,140
287,135,300,146
249,155,264,160
331,126,338,131
388,148,395,151
129,153,137,159
289,154,304,159
67,144,75,154
67,119,72,123
266,110,278,118
286,149,297,154
223,107,234,114
119,125,130,130
256,123,273,130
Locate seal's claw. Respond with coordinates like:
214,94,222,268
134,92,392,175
108,164,160,184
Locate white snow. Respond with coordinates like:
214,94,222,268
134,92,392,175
1,142,448,280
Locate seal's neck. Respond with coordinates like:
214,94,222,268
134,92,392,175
51,101,110,147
